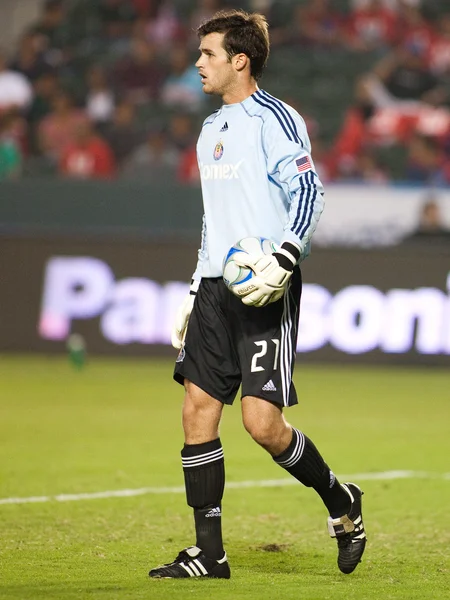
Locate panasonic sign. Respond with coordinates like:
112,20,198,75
38,257,450,355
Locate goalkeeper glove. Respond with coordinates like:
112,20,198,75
171,279,199,349
234,241,301,307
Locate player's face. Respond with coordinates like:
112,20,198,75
196,33,237,97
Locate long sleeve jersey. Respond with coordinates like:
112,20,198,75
192,89,324,280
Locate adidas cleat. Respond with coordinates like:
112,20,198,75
149,545,230,579
328,482,367,574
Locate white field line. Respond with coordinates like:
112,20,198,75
1,470,449,506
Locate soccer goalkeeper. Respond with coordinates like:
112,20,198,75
149,9,366,579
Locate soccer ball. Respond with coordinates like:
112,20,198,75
222,236,278,295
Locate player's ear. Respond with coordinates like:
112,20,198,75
233,53,249,73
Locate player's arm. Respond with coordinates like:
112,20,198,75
277,158,324,264
236,111,324,307
171,214,208,349
233,240,300,307
266,119,324,261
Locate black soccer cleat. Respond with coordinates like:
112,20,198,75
149,545,230,579
327,482,367,574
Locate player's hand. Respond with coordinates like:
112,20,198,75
234,241,301,307
171,280,199,349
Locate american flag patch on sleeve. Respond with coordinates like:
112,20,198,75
295,156,312,173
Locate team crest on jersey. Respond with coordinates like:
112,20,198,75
213,141,224,161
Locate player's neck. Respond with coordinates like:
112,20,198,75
222,81,258,105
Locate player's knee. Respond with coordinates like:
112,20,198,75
184,383,212,416
183,393,209,425
182,381,222,442
243,416,276,450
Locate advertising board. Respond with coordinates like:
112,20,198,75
1,236,449,365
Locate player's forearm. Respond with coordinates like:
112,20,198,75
193,214,208,280
284,174,324,260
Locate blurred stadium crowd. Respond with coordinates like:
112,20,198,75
2,0,450,185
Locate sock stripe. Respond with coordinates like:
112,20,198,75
182,448,224,468
281,434,305,468
275,428,305,468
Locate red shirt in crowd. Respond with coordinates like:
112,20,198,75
177,145,199,184
396,21,435,59
428,33,450,75
347,5,397,49
60,136,116,179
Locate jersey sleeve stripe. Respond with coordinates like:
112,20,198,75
254,90,300,144
292,171,312,232
297,175,317,238
292,171,316,236
252,94,293,142
260,90,304,147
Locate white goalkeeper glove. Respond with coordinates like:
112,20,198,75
171,279,199,349
233,241,301,307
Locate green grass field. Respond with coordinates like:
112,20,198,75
1,356,449,600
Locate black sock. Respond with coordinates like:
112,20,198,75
273,428,350,518
193,506,223,559
181,438,225,559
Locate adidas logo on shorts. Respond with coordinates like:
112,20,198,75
262,380,277,392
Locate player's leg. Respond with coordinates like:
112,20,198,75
149,278,240,579
241,395,351,517
181,381,225,561
149,381,230,579
241,395,366,574
236,269,366,574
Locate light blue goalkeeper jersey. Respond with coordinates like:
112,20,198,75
192,88,324,280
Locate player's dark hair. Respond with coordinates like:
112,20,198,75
197,9,269,81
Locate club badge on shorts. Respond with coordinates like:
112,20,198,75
213,141,224,161
176,347,185,363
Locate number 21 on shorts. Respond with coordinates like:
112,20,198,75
251,339,280,372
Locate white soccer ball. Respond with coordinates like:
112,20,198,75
222,236,278,296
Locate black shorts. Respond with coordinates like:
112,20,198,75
174,267,302,407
